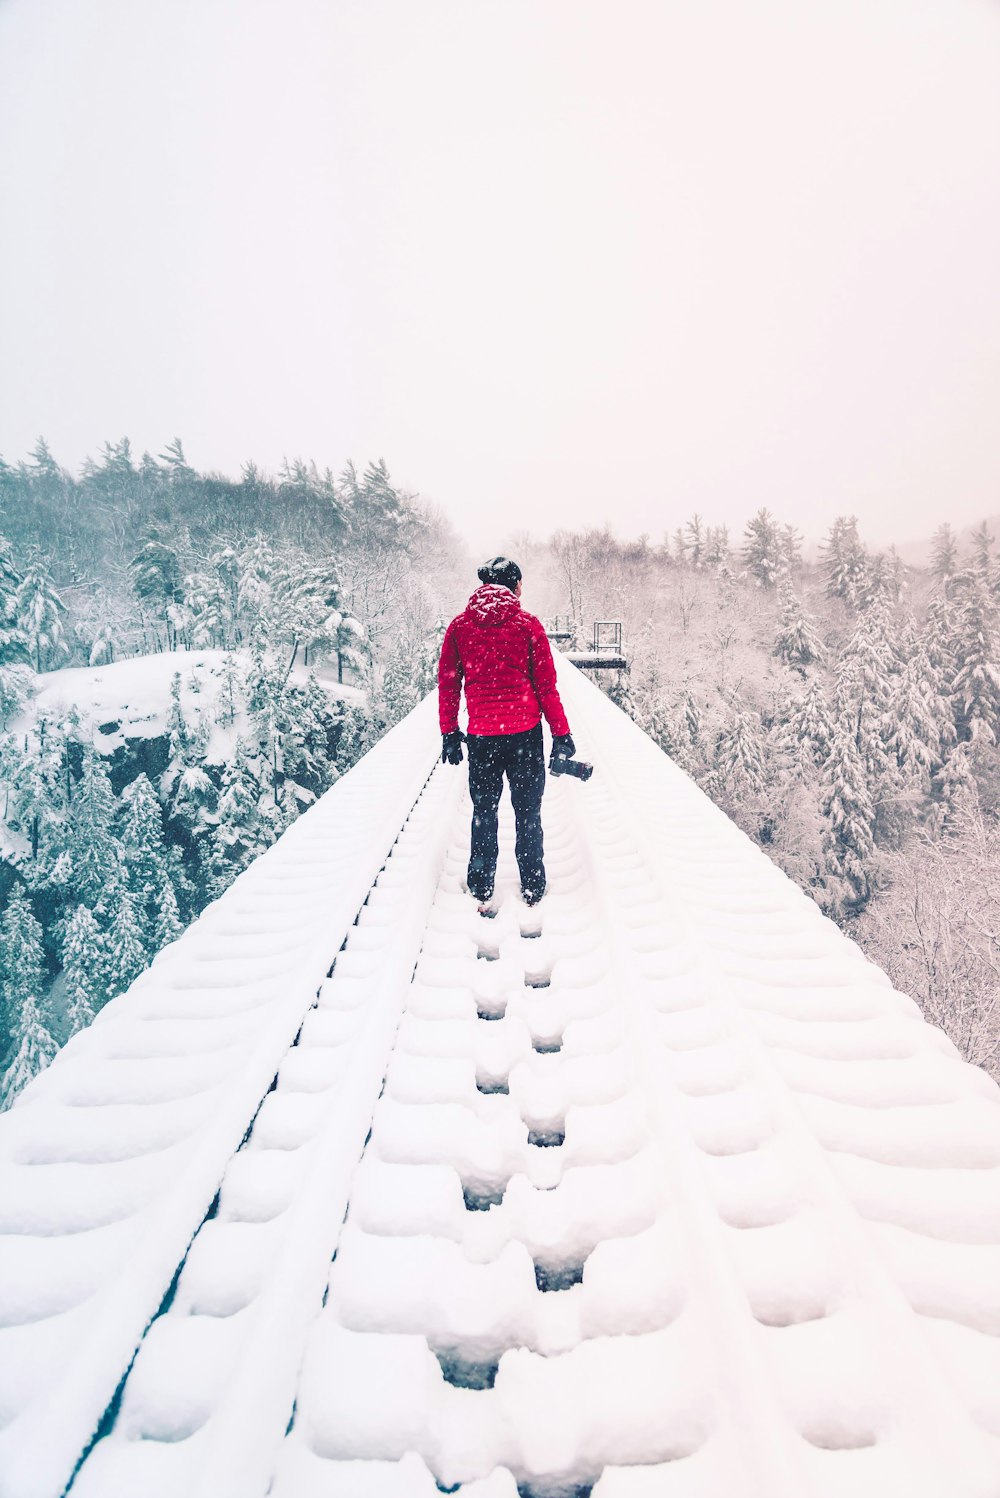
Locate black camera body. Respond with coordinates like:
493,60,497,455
549,755,593,782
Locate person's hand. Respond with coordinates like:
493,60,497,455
550,733,575,760
442,730,465,766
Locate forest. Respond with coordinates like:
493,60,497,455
1,436,999,1105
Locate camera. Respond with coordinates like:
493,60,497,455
549,754,593,782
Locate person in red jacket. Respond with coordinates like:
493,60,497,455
439,557,574,909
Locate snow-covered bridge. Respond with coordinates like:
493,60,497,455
2,658,1000,1498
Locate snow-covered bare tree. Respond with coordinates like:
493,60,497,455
856,802,1000,1077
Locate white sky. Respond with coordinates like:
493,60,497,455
1,0,999,551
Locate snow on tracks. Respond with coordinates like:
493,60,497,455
0,695,447,1498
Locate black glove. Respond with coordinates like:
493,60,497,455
442,730,465,766
550,733,575,760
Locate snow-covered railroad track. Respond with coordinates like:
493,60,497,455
4,663,1000,1498
0,698,451,1498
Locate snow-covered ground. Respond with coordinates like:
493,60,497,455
10,650,363,759
3,659,1000,1498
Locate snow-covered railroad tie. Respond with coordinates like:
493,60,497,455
2,662,1000,1497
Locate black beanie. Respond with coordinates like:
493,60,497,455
477,556,522,593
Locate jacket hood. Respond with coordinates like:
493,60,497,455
465,583,522,626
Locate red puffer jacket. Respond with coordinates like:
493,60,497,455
438,585,571,737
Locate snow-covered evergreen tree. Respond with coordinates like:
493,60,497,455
158,437,195,484
236,536,274,643
930,741,978,830
162,673,218,843
333,703,381,775
969,520,996,588
255,785,298,848
0,660,33,728
119,773,170,930
152,879,184,951
213,547,240,638
102,886,148,1002
246,647,291,804
208,738,264,890
924,590,962,688
0,887,56,1107
775,580,824,672
0,535,28,666
742,509,782,589
772,676,835,771
654,692,705,779
953,579,1000,744
821,516,867,606
259,549,340,671
167,758,217,846
885,623,955,782
835,593,897,777
6,714,68,862
165,844,199,924
334,614,366,684
779,524,803,573
218,651,244,726
859,550,901,608
184,549,239,649
165,671,190,758
683,514,705,568
821,727,876,909
285,673,336,793
182,571,218,649
15,558,68,671
380,639,422,728
66,748,122,905
930,523,958,587
622,662,675,760
716,707,767,796
704,526,730,570
61,903,106,1033
130,537,183,647
89,621,116,666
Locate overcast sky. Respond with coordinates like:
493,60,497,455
1,0,999,552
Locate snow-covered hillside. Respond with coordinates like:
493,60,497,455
1,658,1000,1498
11,650,362,762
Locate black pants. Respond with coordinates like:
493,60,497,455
467,724,546,900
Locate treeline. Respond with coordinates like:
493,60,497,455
0,436,422,574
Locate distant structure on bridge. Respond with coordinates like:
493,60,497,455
548,618,628,671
